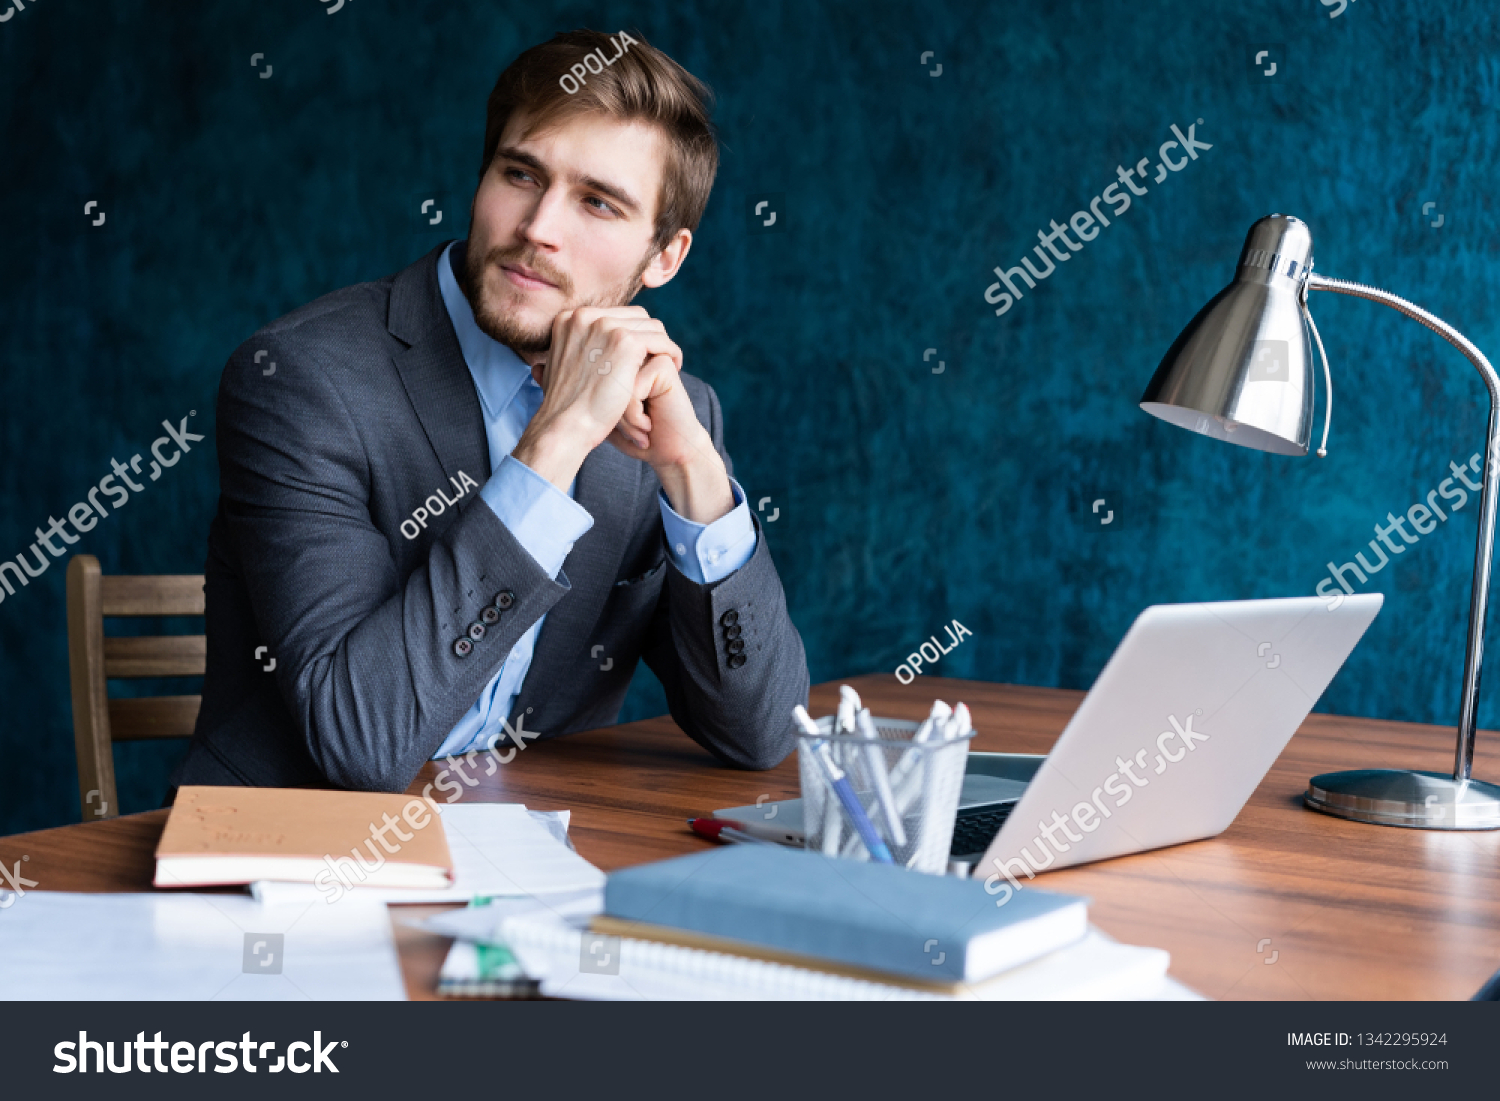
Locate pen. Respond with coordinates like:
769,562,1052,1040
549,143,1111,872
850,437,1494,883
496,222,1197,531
908,700,971,869
791,705,821,739
687,817,800,846
891,698,958,823
794,705,845,856
836,685,860,734
838,685,863,751
834,708,906,859
834,686,859,774
855,707,907,847
889,699,950,795
809,740,894,864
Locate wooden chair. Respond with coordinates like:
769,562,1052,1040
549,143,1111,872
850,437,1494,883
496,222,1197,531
65,554,205,820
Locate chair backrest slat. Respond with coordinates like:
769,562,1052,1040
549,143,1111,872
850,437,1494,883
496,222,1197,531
108,696,203,742
102,635,207,679
66,556,206,821
99,575,205,618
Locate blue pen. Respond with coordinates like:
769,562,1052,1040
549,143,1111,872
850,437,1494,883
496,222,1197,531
810,740,895,864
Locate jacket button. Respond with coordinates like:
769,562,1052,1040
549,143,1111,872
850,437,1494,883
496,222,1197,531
494,589,516,611
723,623,742,640
719,609,739,627
726,638,746,655
453,638,473,658
480,605,501,626
727,652,747,669
467,622,486,641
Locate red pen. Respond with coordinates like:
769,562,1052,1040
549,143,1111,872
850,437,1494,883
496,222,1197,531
687,817,736,841
687,817,801,846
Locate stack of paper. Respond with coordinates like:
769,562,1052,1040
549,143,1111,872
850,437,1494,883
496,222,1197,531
0,891,405,1000
498,905,1176,1000
252,804,604,905
398,820,1198,1001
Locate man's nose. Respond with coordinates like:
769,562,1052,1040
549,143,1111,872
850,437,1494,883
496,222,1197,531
517,187,568,250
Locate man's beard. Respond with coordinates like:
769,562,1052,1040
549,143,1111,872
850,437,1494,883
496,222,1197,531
462,240,652,357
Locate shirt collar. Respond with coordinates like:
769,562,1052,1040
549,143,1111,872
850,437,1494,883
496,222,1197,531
436,240,535,421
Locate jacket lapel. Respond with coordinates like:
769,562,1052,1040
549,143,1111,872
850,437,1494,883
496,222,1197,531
388,242,490,486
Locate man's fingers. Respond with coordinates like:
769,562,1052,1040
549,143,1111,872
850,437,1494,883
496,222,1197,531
535,307,683,453
616,394,651,446
620,397,651,434
601,321,673,358
551,308,682,372
632,354,681,401
607,423,649,453
599,329,680,376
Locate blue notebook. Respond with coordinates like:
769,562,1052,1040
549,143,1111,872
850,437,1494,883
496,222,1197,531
604,845,1088,983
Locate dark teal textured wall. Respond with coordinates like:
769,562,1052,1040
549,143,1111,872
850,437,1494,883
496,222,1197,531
2,0,1498,834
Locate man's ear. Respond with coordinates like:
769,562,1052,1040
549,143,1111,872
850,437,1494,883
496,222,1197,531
639,229,693,290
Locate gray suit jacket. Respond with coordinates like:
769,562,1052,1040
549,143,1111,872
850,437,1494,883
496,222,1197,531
171,241,809,792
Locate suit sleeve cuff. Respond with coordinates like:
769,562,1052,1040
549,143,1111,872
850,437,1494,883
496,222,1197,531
659,476,757,585
480,453,593,579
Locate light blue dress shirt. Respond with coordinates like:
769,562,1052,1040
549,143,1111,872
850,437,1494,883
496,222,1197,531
430,241,757,759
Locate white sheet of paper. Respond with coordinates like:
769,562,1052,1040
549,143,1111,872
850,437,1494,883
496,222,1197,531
0,891,404,1000
251,802,603,906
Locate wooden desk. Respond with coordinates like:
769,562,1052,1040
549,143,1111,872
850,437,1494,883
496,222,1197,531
5,674,1499,1000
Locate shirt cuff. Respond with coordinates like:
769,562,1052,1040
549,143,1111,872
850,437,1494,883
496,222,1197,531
480,454,593,579
659,476,757,585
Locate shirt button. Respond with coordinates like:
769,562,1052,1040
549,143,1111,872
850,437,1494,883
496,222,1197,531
467,622,486,641
453,638,473,658
726,638,746,655
480,606,501,626
719,609,739,628
675,542,687,556
723,624,742,640
493,590,515,610
728,653,747,669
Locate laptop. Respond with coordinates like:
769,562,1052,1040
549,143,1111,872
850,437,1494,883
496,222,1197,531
717,595,1383,874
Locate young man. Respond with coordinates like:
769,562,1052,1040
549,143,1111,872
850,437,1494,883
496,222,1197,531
170,30,809,792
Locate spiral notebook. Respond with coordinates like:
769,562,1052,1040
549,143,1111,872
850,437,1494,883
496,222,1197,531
500,911,1173,1001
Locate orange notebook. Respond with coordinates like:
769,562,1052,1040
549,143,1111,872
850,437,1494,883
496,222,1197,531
153,786,454,889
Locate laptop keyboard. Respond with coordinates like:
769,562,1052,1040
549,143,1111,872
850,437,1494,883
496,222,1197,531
949,802,1017,857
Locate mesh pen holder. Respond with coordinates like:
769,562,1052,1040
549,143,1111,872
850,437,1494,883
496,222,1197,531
797,715,973,874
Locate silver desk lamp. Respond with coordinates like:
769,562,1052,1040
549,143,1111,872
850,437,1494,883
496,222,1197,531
1140,213,1500,829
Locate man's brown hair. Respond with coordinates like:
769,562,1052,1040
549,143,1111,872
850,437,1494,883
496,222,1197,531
480,29,719,252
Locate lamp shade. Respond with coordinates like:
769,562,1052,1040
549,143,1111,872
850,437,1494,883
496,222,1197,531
1140,214,1316,455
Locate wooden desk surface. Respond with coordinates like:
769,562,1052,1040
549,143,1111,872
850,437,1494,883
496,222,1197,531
6,674,1499,1001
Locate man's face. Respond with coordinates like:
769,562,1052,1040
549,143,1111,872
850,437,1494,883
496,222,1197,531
461,110,684,357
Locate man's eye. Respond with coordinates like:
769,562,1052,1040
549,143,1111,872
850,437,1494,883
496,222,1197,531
585,196,619,215
505,167,536,185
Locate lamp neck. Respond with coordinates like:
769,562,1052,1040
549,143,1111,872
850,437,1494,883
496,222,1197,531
1308,274,1498,392
1309,272,1499,781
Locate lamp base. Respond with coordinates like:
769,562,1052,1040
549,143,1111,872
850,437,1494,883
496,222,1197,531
1304,769,1500,829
